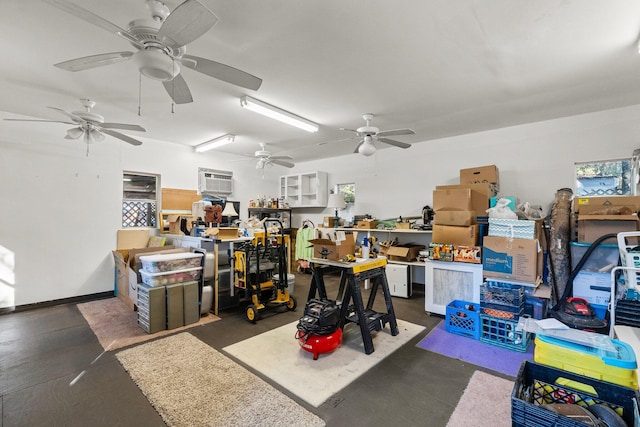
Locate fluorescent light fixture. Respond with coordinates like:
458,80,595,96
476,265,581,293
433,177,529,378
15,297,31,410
240,96,319,133
194,134,235,153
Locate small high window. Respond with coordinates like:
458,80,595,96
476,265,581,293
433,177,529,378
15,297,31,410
122,172,159,228
575,158,631,197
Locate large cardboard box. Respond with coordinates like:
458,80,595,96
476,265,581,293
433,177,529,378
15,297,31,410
460,165,499,196
310,233,356,261
573,196,640,214
482,236,543,283
432,224,479,246
356,220,378,229
436,184,491,217
386,244,425,262
433,188,472,211
433,210,476,226
577,214,640,243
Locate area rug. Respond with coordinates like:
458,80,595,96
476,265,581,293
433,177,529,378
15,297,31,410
77,297,220,351
223,319,425,407
117,332,325,427
447,370,514,427
416,320,532,377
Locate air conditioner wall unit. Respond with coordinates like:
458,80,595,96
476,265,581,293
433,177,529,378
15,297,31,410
198,168,233,195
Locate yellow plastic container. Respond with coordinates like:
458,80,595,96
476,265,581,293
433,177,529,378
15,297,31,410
534,334,638,389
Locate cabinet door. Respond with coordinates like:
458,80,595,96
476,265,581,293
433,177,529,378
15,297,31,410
425,261,482,315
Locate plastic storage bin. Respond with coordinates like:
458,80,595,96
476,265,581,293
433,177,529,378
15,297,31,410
534,334,638,389
140,267,202,287
512,361,640,427
570,242,619,272
139,252,203,273
480,314,531,352
445,300,480,339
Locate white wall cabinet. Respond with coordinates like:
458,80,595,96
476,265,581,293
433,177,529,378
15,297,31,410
425,260,482,315
279,171,328,208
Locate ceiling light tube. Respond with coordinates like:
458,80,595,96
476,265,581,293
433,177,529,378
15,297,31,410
194,134,235,153
240,96,319,133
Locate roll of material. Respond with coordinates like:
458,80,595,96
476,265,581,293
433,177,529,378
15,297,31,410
203,252,215,280
200,285,213,315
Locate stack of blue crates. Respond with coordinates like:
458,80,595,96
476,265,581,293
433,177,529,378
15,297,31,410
479,280,530,352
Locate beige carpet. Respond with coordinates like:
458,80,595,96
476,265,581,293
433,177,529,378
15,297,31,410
117,332,325,427
77,297,219,351
447,370,514,427
223,319,425,407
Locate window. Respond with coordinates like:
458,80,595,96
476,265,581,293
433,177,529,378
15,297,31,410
122,172,158,227
336,183,355,223
575,158,631,197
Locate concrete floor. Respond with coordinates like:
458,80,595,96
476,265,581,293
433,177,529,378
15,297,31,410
0,271,490,427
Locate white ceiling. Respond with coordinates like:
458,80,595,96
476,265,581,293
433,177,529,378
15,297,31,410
2,0,640,164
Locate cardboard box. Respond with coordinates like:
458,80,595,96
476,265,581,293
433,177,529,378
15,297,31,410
573,196,640,214
577,214,640,243
386,244,426,262
460,164,499,185
433,188,472,211
428,243,454,261
310,233,356,261
356,220,378,229
432,224,479,246
203,227,240,239
324,217,336,228
166,214,194,235
433,210,476,226
395,222,411,229
453,245,482,264
482,236,542,283
436,184,491,217
460,165,499,196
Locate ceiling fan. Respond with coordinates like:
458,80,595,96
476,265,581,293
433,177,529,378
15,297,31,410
254,143,294,169
43,0,262,104
4,98,145,154
340,113,415,156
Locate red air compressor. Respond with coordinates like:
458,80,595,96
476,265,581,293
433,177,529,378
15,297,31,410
296,299,343,360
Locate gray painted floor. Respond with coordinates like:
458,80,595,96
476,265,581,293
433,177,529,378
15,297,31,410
0,271,498,427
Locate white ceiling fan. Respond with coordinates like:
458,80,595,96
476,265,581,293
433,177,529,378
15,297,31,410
43,0,262,104
4,98,145,155
254,143,294,169
340,113,415,156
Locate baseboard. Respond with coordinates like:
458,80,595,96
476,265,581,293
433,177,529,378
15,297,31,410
0,291,114,315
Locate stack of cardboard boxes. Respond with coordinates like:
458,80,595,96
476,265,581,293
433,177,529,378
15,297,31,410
430,165,499,263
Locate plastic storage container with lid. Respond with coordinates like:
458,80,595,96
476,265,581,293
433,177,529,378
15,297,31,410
139,252,203,273
139,267,202,287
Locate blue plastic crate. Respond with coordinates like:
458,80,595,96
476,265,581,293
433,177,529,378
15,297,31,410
479,314,531,352
481,280,525,311
512,361,640,427
445,300,480,339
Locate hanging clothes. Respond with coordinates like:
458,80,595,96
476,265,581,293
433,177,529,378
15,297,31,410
295,226,317,270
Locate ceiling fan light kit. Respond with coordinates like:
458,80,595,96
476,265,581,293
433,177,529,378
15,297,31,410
194,134,235,153
358,137,377,156
240,96,319,133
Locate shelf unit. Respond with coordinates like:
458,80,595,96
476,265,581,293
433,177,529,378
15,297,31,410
247,208,292,234
279,171,328,208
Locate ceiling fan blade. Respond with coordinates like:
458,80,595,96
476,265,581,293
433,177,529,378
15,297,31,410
4,118,75,125
42,0,143,48
162,74,193,104
269,155,293,161
339,128,359,133
181,54,262,91
378,137,411,149
159,0,218,49
317,136,357,146
47,106,84,123
100,123,146,132
100,129,143,146
270,159,295,168
54,52,134,72
377,128,415,137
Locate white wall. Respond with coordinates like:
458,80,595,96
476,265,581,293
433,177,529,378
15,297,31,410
2,103,640,306
0,134,278,306
289,104,640,228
